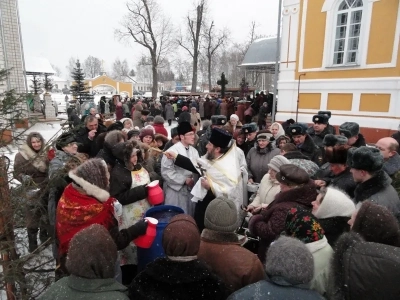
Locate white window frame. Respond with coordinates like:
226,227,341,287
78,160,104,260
322,0,380,69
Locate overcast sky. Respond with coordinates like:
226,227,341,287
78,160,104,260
18,0,279,78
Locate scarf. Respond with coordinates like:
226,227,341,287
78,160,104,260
56,184,115,256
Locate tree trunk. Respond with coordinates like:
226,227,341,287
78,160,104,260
207,55,212,92
151,56,158,99
191,55,198,93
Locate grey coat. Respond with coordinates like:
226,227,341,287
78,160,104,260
164,103,175,120
353,170,400,220
246,146,280,183
228,278,324,300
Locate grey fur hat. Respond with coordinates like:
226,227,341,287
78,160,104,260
204,197,238,232
265,236,314,284
339,122,359,138
323,134,348,147
347,146,383,172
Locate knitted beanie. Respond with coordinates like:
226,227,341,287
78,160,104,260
352,201,400,247
348,146,383,172
268,155,291,172
139,128,155,140
230,114,239,121
153,115,165,124
313,187,355,219
66,224,117,279
204,197,238,232
265,236,314,284
162,214,200,257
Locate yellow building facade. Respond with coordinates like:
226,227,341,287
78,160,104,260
85,75,133,97
277,0,400,138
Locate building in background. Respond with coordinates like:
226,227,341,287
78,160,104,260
0,0,26,94
277,0,400,141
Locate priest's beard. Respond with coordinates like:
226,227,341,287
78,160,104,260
206,148,216,160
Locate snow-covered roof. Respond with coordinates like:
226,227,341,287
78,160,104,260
239,37,279,70
25,56,55,75
52,76,68,82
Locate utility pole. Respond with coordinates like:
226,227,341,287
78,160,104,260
272,0,283,122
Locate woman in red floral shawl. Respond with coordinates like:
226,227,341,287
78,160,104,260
56,158,147,279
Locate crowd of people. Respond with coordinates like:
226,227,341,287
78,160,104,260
11,94,400,299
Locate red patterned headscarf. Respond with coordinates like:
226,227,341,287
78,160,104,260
56,184,115,256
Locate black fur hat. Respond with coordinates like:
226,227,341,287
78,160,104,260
339,122,359,138
312,114,329,124
347,146,383,172
323,134,348,147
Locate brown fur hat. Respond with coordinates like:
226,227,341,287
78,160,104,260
325,145,352,164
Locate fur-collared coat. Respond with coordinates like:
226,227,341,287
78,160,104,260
249,181,317,262
197,229,265,296
353,170,400,219
14,143,49,187
129,258,227,300
329,232,400,300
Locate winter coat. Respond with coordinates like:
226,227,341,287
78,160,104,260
250,174,280,207
14,143,49,188
199,100,205,118
246,146,280,183
74,125,107,157
132,104,144,128
195,126,212,157
109,161,149,206
226,100,233,114
330,232,400,300
352,133,366,147
249,181,317,262
383,153,400,197
153,123,168,137
307,126,335,148
318,217,350,247
391,131,400,154
224,121,243,136
129,258,227,300
242,139,256,157
190,112,201,132
353,169,400,219
219,102,228,117
228,277,324,300
197,229,266,295
203,100,212,117
116,104,124,121
283,151,319,177
296,134,323,166
164,103,174,121
306,237,334,296
40,275,129,300
327,167,356,198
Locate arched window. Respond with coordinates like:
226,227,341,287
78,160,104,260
333,0,364,65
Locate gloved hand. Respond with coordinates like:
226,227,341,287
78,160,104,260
127,219,148,239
